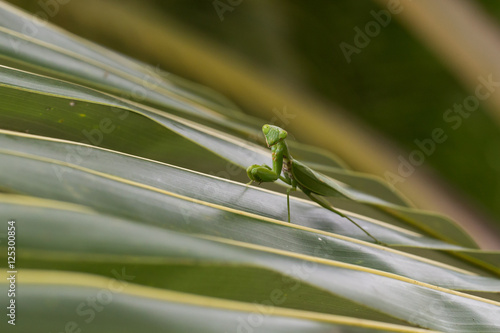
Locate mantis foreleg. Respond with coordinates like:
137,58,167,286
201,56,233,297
247,164,295,222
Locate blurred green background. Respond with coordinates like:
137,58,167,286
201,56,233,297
7,0,500,247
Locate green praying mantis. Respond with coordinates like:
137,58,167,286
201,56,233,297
247,124,383,245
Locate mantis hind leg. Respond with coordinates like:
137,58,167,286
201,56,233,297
304,190,386,246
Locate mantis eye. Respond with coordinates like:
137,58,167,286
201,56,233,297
262,124,270,135
279,130,288,140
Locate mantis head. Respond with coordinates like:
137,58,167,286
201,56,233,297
262,124,287,147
